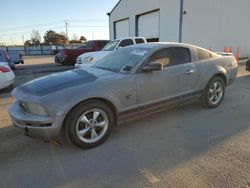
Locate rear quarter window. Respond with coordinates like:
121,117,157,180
135,38,145,44
197,48,212,60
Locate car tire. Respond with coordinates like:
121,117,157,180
65,100,114,149
200,76,225,108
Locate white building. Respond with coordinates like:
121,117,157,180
108,0,250,57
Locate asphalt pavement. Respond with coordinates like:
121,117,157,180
0,58,249,188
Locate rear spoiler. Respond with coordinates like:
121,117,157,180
215,52,234,56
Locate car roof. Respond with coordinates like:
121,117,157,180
128,42,211,52
114,37,146,40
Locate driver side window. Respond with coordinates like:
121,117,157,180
148,47,191,67
149,48,174,67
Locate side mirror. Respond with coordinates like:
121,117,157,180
141,61,163,72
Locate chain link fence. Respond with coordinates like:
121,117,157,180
0,45,68,55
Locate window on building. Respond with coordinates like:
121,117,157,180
196,48,212,60
118,39,133,47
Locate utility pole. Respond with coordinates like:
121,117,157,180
65,20,69,43
179,0,184,43
22,35,25,45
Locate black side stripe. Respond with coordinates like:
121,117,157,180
119,90,203,116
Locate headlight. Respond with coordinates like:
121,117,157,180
19,101,48,116
83,56,94,62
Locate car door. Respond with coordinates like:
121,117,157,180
135,47,198,107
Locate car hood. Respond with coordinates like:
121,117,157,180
78,51,111,63
12,67,117,98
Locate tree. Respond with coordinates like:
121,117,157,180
24,40,32,46
79,36,87,42
55,33,68,44
44,30,67,45
31,30,41,46
69,40,81,44
60,32,67,37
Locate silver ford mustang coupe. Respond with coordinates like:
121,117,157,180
8,42,238,149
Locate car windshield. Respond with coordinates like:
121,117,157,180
102,40,119,51
93,47,149,73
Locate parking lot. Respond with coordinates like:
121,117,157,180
0,56,250,188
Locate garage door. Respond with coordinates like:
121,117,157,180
115,19,129,39
138,11,159,41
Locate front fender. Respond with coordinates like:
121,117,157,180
41,76,136,118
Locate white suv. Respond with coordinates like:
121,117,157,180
75,37,147,68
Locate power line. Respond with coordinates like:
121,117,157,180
0,26,65,36
69,19,107,22
69,25,108,28
0,19,108,32
0,20,64,32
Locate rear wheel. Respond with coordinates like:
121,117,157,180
200,76,225,108
65,100,114,149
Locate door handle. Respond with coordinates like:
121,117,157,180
185,69,195,74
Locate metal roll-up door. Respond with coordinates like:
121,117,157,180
138,11,159,42
114,19,129,39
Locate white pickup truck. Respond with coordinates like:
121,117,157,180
75,37,147,68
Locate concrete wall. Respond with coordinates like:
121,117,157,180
182,0,250,57
109,0,250,57
109,0,180,42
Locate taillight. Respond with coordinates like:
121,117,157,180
0,66,11,73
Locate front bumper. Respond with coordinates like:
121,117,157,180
54,56,62,64
8,102,65,139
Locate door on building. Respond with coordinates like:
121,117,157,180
114,19,129,39
137,10,160,42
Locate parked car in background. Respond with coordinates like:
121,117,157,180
0,49,15,69
75,37,147,68
9,42,238,149
0,62,15,90
9,52,24,65
55,40,109,65
246,59,250,71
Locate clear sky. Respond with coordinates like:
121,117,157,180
0,0,119,45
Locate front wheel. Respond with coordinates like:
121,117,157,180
65,100,114,149
200,76,225,108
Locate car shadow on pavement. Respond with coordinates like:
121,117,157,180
0,75,250,187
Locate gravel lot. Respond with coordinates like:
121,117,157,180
0,57,249,188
